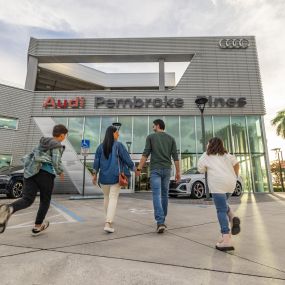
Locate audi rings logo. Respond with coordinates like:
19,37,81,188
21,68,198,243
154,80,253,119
219,38,250,49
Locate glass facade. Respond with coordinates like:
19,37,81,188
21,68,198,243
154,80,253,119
0,154,12,169
53,115,269,193
0,116,18,130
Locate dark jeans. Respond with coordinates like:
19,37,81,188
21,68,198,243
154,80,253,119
150,168,171,225
10,170,55,225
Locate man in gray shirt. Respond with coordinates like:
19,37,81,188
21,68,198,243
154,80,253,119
136,119,181,233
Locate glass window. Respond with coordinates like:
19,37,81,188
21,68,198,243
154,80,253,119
118,116,132,152
164,116,180,152
68,117,84,154
0,117,18,130
196,116,213,153
246,116,264,153
213,116,232,153
101,116,117,140
84,117,101,154
231,116,248,153
53,117,68,126
251,154,269,192
133,116,148,153
0,154,12,169
180,116,196,153
181,154,197,173
148,116,159,134
235,154,253,193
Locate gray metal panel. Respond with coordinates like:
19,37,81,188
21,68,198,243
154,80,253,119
27,36,265,115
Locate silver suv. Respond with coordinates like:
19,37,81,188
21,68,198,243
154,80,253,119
169,168,243,199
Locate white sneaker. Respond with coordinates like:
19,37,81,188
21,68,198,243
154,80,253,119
104,223,115,233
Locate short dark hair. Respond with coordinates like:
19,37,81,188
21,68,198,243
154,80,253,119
153,119,165,130
53,124,68,137
206,137,228,155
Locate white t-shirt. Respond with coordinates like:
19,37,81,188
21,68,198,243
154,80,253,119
197,152,238,194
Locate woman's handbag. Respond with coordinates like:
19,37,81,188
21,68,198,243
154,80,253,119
117,149,128,187
119,172,128,187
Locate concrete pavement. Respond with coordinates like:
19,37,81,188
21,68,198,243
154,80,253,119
0,192,285,285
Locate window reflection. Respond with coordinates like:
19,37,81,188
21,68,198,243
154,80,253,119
213,116,232,153
133,116,148,153
180,116,196,153
118,116,132,152
0,117,18,130
84,117,100,154
101,116,117,141
68,117,84,153
0,154,12,169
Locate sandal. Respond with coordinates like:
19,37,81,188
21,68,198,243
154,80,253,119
32,221,50,236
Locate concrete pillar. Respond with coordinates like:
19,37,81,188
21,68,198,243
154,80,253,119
25,56,38,91
159,58,165,91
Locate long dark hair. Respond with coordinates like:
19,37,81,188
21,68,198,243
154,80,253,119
102,126,117,159
206,137,228,155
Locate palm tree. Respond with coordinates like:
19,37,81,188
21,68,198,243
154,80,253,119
271,109,285,139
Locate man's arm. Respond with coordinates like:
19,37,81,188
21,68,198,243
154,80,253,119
136,156,148,176
174,160,181,182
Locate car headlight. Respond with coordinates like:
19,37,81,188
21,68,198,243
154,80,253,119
179,178,191,183
0,175,10,181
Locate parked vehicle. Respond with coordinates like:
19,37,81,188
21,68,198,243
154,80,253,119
169,168,243,199
0,166,24,198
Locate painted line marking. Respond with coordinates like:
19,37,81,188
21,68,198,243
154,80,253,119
51,200,84,222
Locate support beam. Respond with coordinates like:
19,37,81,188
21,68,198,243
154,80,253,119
25,56,38,91
159,59,165,91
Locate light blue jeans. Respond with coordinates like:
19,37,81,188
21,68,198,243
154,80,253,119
150,168,171,225
212,193,232,234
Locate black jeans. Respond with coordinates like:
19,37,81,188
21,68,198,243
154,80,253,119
10,170,55,225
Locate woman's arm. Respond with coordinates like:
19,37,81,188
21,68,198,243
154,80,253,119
118,143,135,171
233,162,240,177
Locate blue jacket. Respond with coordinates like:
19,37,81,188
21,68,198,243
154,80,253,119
93,141,135,185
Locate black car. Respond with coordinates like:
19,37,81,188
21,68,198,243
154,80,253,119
0,166,24,198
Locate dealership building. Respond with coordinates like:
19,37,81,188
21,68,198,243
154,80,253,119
0,36,272,194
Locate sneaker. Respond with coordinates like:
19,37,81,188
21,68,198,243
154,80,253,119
215,234,235,251
231,217,241,235
104,222,115,233
156,224,166,234
32,221,50,236
0,205,12,234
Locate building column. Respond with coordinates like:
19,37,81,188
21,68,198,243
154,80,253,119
25,56,38,91
159,58,165,91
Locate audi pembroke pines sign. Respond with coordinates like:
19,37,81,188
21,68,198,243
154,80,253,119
94,96,184,108
219,38,249,49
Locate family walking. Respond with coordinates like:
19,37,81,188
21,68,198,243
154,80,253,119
0,119,241,251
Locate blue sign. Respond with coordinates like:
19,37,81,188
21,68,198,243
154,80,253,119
81,139,90,149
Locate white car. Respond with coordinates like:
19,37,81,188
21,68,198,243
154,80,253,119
169,168,243,199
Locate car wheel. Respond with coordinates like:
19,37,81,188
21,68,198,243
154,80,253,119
190,181,205,199
233,181,242,197
8,181,23,199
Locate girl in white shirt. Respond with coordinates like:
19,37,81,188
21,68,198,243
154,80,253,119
198,137,241,251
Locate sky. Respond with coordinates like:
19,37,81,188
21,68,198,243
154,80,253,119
0,0,284,161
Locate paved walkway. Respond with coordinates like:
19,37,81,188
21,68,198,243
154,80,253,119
0,192,285,285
